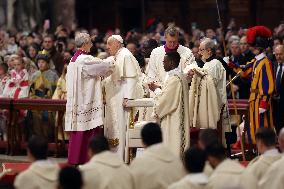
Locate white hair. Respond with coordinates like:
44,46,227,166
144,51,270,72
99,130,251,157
231,40,240,46
228,35,240,44
201,37,216,52
75,32,91,48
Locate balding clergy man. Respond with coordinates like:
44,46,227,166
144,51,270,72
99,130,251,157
103,35,143,161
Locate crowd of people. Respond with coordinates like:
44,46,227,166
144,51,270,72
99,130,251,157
12,124,284,189
0,19,284,188
0,21,282,140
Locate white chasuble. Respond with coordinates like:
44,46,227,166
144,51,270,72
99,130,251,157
153,71,189,157
103,47,144,161
65,55,114,131
147,45,197,86
189,58,231,136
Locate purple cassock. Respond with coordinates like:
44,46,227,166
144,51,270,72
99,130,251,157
67,49,103,165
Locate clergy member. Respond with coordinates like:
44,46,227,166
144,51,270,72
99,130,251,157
259,156,284,189
206,143,257,189
14,136,60,189
147,26,197,87
130,122,186,189
65,32,114,165
196,38,231,143
168,147,210,189
103,35,143,161
244,128,281,181
79,135,134,189
151,51,189,157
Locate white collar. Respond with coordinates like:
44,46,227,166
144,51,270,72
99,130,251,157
185,173,209,185
32,159,55,166
255,53,266,61
263,148,280,156
167,67,180,77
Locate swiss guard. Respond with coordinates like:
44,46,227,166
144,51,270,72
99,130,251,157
228,26,275,144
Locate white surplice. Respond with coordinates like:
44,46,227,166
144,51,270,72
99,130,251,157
65,55,114,131
153,68,190,157
14,160,60,189
147,45,197,85
244,148,281,181
103,47,144,161
259,155,284,189
79,151,134,189
168,173,210,189
203,58,231,138
130,143,186,189
208,158,258,189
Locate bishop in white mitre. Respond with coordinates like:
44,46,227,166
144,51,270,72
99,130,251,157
103,35,143,161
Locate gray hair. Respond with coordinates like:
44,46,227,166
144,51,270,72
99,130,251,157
75,32,91,48
231,40,240,46
165,26,179,37
201,38,216,54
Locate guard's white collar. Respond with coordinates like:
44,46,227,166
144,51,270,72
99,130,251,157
255,53,266,61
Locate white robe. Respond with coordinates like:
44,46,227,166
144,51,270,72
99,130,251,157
244,148,281,181
65,55,114,131
130,143,186,189
203,59,231,141
14,160,60,189
147,45,197,85
259,155,284,189
79,151,134,189
153,69,190,157
209,159,256,189
188,68,220,129
168,173,211,189
103,47,144,160
203,59,227,107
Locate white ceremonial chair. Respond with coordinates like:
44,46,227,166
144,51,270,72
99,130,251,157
124,98,155,163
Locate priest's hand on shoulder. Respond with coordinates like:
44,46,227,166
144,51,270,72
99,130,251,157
148,82,161,92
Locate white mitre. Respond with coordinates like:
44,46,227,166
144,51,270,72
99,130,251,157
109,35,124,44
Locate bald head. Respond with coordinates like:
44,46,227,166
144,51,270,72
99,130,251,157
274,45,284,64
278,128,284,152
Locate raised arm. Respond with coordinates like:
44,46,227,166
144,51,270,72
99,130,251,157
82,55,115,77
227,58,255,78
